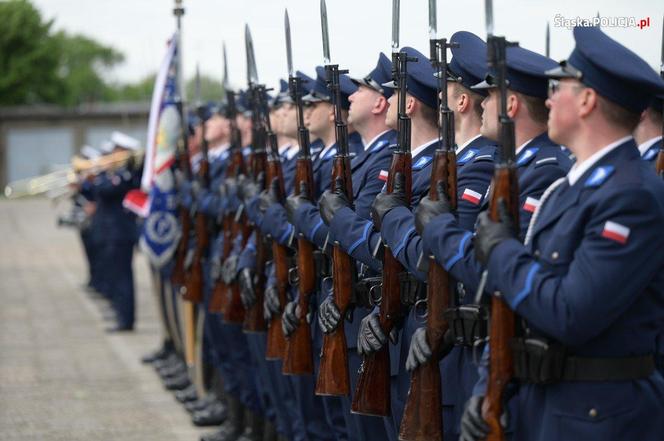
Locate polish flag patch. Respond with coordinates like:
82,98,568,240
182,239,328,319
378,170,389,182
523,197,540,213
461,188,482,205
601,221,630,245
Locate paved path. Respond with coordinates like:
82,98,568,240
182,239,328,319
0,198,207,441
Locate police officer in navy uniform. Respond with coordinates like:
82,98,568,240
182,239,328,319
91,131,142,332
634,97,662,166
460,25,664,441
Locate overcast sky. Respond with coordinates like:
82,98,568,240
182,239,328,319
33,0,662,94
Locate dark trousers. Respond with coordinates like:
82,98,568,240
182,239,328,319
103,241,135,328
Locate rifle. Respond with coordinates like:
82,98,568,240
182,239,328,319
183,64,209,304
314,0,353,394
352,0,415,415
281,10,314,375
656,16,664,177
482,1,519,439
399,2,457,439
171,105,193,287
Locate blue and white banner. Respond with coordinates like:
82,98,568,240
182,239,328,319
127,34,181,267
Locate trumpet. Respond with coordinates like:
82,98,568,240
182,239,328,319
4,149,144,199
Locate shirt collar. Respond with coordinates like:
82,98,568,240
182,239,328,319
567,135,632,185
411,138,439,160
516,138,533,156
208,142,230,159
318,141,337,159
456,134,482,156
286,146,300,160
363,130,391,151
638,136,662,157
278,143,292,156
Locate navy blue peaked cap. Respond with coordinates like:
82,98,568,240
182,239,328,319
303,65,358,110
473,43,558,99
271,79,290,107
382,46,438,109
447,31,489,97
350,52,393,98
546,26,664,113
236,90,252,115
279,71,315,105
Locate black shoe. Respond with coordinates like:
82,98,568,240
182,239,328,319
185,393,220,413
262,420,277,441
175,384,199,403
192,401,228,427
153,353,180,370
199,396,243,440
163,372,191,391
235,410,264,441
141,343,173,364
158,361,187,379
105,325,133,333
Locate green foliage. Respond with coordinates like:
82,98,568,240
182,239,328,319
0,0,62,105
185,74,224,103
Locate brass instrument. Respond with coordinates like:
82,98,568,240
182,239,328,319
4,149,144,199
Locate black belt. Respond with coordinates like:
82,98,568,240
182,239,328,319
512,338,655,383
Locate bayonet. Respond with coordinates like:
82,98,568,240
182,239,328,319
194,63,201,105
428,0,437,40
285,9,294,77
485,0,494,37
245,24,259,85
391,0,400,52
545,22,550,58
222,42,229,89
320,0,331,64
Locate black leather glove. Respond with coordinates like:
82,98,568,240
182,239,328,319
318,296,342,334
285,181,311,225
474,198,516,266
221,255,239,285
370,172,407,230
238,172,262,202
357,313,398,355
282,300,299,337
258,177,280,214
239,268,256,308
319,177,352,225
405,327,455,371
414,180,452,236
460,395,509,441
263,284,281,321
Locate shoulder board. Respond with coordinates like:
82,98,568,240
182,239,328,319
473,154,494,162
457,148,479,164
220,150,230,161
516,147,540,166
370,139,390,153
348,152,357,158
413,155,432,170
534,156,558,166
584,165,615,188
643,148,658,161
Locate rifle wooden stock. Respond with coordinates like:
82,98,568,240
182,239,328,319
352,152,411,416
171,206,190,286
209,215,233,313
483,165,519,441
183,209,208,303
266,240,289,360
399,149,456,441
316,155,353,394
243,230,268,332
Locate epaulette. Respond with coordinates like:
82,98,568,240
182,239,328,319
584,165,615,188
534,156,558,167
473,153,494,162
643,148,658,161
370,139,390,152
516,147,539,166
413,155,432,170
457,148,479,164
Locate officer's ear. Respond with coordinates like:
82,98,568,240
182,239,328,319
578,87,598,119
506,92,519,119
404,94,417,117
373,95,389,115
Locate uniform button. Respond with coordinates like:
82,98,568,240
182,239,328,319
534,250,541,257
551,251,559,260
588,408,598,418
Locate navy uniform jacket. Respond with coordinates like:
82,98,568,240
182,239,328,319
91,166,139,243
476,139,664,441
379,136,497,280
422,132,573,296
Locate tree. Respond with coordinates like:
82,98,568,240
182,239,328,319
52,31,124,106
0,0,62,105
185,74,224,103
